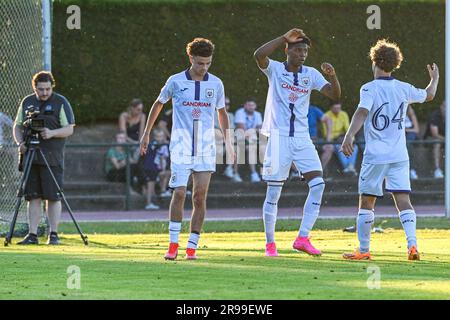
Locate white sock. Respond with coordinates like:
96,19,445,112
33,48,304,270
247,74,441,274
169,221,181,244
299,177,325,237
263,182,283,244
187,232,200,249
399,209,417,249
357,209,374,253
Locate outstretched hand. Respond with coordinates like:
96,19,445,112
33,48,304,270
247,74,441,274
427,63,439,80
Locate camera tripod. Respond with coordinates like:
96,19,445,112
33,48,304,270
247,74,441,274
4,134,88,246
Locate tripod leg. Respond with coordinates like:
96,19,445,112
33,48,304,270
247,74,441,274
38,149,88,245
5,149,36,246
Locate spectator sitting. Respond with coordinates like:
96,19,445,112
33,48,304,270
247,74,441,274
234,98,263,183
140,129,170,210
405,105,420,180
105,132,139,183
215,97,236,179
119,98,146,161
305,104,333,178
322,101,358,175
424,101,445,179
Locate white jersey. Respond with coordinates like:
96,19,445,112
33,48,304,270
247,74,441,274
157,69,225,161
259,59,329,137
358,77,427,164
234,107,263,129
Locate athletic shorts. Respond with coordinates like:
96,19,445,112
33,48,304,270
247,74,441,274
24,164,63,201
262,135,322,182
359,160,411,197
169,156,215,188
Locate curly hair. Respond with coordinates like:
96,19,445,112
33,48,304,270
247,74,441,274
186,38,215,57
369,39,403,73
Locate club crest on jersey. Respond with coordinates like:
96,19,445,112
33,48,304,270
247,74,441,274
301,77,310,86
192,108,202,119
288,92,299,103
45,105,53,111
205,88,214,98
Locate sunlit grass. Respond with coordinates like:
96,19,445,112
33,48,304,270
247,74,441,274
1,229,449,299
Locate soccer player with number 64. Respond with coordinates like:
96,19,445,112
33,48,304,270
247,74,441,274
340,39,439,260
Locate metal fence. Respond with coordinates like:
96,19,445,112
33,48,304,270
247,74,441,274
0,0,44,230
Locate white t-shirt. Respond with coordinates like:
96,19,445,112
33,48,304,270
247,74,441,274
358,77,427,164
157,69,225,159
234,107,263,129
259,59,329,137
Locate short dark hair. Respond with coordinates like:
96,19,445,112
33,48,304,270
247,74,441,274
186,38,215,57
32,71,55,89
245,97,257,104
286,36,312,49
369,39,403,73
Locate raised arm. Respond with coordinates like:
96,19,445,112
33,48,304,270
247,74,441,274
254,28,306,69
319,63,341,101
425,63,439,102
140,100,164,155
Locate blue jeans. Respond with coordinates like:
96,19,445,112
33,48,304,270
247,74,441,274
335,144,358,169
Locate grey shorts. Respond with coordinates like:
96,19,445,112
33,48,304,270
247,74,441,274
24,164,63,201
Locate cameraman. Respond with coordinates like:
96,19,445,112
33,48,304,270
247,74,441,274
13,71,75,245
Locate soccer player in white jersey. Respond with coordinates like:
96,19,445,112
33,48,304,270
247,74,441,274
140,38,234,260
341,39,439,260
254,28,341,257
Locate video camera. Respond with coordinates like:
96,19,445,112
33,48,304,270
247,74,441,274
18,106,46,171
22,106,45,132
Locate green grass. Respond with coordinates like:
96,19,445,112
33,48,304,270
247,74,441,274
1,227,449,299
58,217,450,235
55,0,444,4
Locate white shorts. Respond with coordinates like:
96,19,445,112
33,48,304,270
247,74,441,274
262,135,322,182
169,156,215,188
359,160,411,197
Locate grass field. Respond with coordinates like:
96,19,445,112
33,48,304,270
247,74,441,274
1,218,449,300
